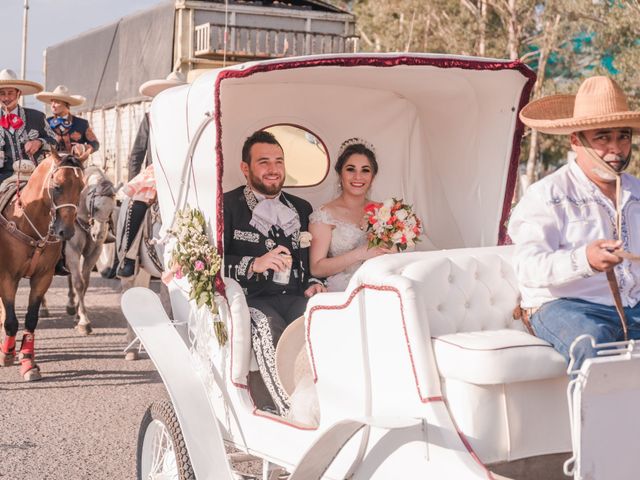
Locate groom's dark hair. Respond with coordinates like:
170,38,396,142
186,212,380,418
242,130,283,164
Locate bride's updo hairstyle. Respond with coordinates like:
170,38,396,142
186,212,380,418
335,138,379,176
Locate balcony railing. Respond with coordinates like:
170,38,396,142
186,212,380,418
195,23,358,59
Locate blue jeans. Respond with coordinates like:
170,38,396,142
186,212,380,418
531,298,640,371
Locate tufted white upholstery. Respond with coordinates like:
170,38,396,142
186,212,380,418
348,245,571,463
397,247,568,384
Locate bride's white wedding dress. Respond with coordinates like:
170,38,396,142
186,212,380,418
309,206,367,292
285,206,367,426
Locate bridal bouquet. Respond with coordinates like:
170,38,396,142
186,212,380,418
164,207,227,346
364,198,422,252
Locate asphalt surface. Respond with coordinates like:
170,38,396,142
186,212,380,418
0,273,168,480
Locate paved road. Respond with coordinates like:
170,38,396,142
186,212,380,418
0,274,168,479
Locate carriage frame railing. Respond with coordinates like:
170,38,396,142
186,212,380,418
194,22,359,60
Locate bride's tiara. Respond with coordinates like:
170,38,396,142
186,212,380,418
337,137,376,157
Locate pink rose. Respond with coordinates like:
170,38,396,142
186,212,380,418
195,260,205,272
162,262,182,285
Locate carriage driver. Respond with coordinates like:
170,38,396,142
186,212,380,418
0,69,56,186
509,76,640,372
36,85,100,276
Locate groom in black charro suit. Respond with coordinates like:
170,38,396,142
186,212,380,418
224,130,325,415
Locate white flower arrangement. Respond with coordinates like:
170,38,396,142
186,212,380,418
163,207,227,346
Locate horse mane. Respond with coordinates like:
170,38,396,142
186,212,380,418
59,154,84,169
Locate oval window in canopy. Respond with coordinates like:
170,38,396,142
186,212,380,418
263,124,329,188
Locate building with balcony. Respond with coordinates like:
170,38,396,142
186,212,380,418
44,0,356,183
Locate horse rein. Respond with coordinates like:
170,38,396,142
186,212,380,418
18,163,83,243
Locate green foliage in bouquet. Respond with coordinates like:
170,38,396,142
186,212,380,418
169,207,227,346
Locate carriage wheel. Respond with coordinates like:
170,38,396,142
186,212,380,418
137,400,195,480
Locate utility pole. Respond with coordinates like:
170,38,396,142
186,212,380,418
21,0,29,79
20,0,29,105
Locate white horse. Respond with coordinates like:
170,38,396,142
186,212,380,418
65,167,116,334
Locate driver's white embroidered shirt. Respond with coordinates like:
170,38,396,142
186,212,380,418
509,159,640,308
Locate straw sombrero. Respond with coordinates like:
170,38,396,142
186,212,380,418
275,315,312,397
0,69,43,96
519,76,640,135
35,85,85,107
139,71,187,98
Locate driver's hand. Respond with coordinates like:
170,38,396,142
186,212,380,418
586,239,623,272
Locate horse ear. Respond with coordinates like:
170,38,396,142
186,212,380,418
49,145,62,164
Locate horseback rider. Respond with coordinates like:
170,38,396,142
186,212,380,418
117,71,186,278
36,85,100,276
36,85,99,161
0,69,56,185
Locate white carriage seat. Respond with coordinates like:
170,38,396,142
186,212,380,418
220,278,253,386
411,247,568,384
347,246,571,464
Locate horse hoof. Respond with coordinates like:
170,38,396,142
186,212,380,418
124,351,139,361
0,352,15,367
66,305,77,316
23,368,42,382
76,324,92,335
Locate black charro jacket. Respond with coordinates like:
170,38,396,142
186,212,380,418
223,185,322,298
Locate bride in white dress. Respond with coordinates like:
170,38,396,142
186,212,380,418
309,138,392,292
284,139,393,426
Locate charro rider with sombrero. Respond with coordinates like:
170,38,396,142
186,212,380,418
36,85,99,161
0,69,55,185
35,85,100,276
509,76,640,371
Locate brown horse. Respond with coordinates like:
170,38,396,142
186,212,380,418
0,150,84,381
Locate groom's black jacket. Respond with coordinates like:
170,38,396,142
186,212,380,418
223,185,321,298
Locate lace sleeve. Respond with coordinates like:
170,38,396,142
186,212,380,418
309,206,336,226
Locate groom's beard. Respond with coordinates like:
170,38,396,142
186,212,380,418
248,171,284,197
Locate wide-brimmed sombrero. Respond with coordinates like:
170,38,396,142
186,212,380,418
275,315,312,397
0,69,43,96
35,85,85,107
519,76,640,135
139,71,187,98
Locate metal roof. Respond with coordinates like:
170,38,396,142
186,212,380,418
196,0,349,14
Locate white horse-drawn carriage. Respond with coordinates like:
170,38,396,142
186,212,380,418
121,53,640,479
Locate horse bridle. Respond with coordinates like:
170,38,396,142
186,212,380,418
76,183,114,240
17,163,84,243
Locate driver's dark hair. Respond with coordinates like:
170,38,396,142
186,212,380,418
242,130,283,164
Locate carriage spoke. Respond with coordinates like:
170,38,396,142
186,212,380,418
146,419,178,480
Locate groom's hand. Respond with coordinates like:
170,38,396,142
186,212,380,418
304,283,326,298
252,245,291,273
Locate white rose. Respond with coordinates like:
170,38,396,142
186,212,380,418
392,231,404,243
396,209,408,221
378,206,391,222
299,231,312,248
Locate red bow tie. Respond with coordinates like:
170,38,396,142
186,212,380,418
0,113,24,130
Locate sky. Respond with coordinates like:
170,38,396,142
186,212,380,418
2,0,167,106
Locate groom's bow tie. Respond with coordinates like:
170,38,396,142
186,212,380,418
250,196,300,237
